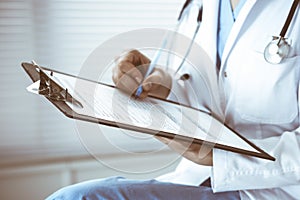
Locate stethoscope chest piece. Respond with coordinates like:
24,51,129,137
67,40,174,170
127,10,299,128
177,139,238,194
263,0,299,64
264,37,290,64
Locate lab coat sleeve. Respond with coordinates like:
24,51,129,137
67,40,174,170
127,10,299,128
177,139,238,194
167,77,190,105
211,129,300,192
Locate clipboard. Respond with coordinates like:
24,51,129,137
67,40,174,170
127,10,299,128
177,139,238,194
21,61,275,161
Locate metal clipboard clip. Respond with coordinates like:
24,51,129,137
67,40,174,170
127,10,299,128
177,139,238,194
30,60,83,108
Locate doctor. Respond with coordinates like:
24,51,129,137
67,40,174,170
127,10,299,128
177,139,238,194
47,0,300,199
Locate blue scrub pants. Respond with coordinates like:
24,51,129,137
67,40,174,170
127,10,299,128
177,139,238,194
46,177,240,200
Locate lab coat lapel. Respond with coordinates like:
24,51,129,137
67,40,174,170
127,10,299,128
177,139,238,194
220,0,258,70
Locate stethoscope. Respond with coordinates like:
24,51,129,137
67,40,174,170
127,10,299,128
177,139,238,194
264,0,299,64
176,0,299,75
173,0,203,81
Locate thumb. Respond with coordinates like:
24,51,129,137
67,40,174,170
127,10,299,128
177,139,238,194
142,70,162,92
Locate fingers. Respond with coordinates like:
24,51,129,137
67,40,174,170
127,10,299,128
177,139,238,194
117,50,150,76
154,135,172,144
142,70,162,92
114,73,139,95
120,49,150,66
139,68,172,99
112,50,171,99
131,71,162,99
113,61,143,84
112,50,151,96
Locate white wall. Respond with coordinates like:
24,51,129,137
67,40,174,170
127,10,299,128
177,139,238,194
0,152,180,199
0,0,184,199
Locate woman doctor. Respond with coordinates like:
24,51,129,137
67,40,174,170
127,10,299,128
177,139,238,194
47,0,300,199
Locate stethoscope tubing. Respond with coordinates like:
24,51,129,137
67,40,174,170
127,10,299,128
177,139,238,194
176,0,299,71
171,0,202,76
280,0,299,38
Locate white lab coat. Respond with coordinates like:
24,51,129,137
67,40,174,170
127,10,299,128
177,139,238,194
156,0,300,199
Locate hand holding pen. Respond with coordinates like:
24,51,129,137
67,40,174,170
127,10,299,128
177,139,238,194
112,49,172,99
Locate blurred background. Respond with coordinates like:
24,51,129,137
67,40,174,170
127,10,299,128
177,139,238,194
0,0,184,199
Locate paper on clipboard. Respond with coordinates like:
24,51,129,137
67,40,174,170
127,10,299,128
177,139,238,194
22,62,275,161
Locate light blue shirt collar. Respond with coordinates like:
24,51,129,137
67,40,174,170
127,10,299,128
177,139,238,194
217,0,247,65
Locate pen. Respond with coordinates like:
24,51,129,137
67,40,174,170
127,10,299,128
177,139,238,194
135,38,168,98
135,3,202,98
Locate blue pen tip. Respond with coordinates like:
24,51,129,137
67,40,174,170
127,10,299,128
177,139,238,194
135,86,143,98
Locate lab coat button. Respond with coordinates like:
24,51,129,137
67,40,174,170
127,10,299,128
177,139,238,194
180,73,190,81
224,72,227,77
